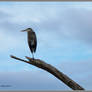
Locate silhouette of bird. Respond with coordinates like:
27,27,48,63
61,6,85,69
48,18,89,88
21,28,37,59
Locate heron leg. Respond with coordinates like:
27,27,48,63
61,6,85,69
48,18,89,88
32,53,34,60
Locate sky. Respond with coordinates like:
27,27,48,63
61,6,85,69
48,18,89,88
0,1,92,90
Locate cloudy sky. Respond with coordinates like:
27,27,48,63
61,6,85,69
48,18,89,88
0,1,92,90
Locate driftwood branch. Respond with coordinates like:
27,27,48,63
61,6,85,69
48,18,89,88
10,55,84,90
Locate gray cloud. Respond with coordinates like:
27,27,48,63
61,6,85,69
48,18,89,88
1,5,92,46
0,71,70,90
57,59,92,90
37,7,92,45
0,59,92,90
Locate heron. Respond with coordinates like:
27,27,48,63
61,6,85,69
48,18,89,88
21,28,37,59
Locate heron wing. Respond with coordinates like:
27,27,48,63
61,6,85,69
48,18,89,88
28,32,37,53
28,40,34,53
33,32,37,52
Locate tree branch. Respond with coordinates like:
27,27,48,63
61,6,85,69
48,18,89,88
10,55,84,90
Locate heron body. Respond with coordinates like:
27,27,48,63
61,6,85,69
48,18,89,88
22,28,37,59
27,30,37,56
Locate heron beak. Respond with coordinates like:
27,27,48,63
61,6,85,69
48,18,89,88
21,30,27,32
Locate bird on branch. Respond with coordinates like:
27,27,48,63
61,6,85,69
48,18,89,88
21,28,37,59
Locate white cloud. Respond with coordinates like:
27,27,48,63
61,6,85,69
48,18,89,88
0,30,25,52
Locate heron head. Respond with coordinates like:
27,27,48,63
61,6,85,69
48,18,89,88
21,28,33,32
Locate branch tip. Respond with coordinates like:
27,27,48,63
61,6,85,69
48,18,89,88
10,55,14,58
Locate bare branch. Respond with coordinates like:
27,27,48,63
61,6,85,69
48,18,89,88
10,55,84,90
